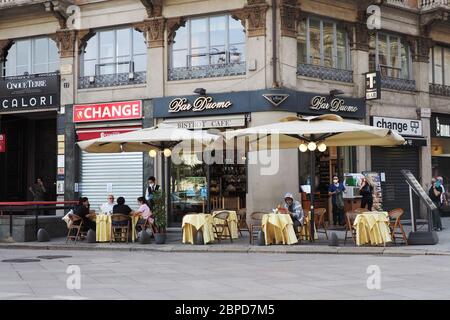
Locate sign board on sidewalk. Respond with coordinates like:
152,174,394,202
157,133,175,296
401,170,437,211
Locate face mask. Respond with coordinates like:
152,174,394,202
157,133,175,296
333,180,339,184
436,181,441,188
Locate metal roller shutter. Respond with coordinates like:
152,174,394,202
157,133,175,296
80,152,143,211
371,147,420,219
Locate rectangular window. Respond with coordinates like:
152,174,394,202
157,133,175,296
444,48,450,86
297,17,349,70
434,46,443,85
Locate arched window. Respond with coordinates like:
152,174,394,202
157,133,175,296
4,37,59,76
169,14,246,80
81,27,147,77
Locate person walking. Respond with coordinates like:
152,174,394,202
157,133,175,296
328,176,346,225
360,176,374,211
429,178,443,231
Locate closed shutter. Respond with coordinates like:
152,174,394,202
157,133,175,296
80,152,143,211
371,147,420,219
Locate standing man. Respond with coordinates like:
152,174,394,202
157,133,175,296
328,176,346,225
429,178,443,231
145,176,160,210
29,177,47,201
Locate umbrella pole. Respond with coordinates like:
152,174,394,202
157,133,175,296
310,150,315,242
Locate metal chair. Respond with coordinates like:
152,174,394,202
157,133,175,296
388,208,408,245
237,208,249,236
66,214,86,244
110,214,130,244
212,211,233,243
249,212,265,244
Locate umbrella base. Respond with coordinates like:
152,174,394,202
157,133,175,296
407,231,439,245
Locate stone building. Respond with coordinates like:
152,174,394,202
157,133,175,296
0,0,449,224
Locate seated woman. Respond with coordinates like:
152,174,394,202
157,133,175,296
112,197,132,226
135,197,156,233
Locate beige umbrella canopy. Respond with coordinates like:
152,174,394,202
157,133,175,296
77,124,219,153
225,114,405,150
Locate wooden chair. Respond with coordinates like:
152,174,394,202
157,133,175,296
295,210,314,243
110,214,130,244
249,212,265,244
344,211,359,245
313,208,328,240
237,208,249,236
212,211,233,243
135,217,158,239
66,214,86,244
388,208,408,245
222,196,240,210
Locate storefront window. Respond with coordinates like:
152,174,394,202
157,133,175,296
81,27,147,77
4,37,59,76
429,45,450,86
297,17,350,70
369,33,411,79
170,15,246,69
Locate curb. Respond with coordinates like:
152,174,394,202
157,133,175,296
1,242,449,256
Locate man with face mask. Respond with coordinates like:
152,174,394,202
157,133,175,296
429,178,443,231
328,176,346,225
282,193,304,229
145,176,160,210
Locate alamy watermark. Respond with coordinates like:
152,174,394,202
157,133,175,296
66,265,81,290
366,265,381,290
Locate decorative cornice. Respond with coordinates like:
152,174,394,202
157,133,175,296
49,29,77,58
134,17,166,48
280,0,301,38
167,17,186,44
44,1,70,29
419,8,449,36
406,35,434,63
246,0,269,37
140,0,163,18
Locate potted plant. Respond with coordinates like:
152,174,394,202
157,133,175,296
152,190,167,244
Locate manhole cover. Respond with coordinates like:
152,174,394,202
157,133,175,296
2,258,41,263
37,255,72,260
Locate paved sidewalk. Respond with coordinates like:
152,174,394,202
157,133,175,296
1,218,449,256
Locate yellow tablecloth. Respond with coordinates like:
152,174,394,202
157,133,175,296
182,213,216,244
261,214,298,245
95,215,140,242
212,210,239,239
353,212,392,246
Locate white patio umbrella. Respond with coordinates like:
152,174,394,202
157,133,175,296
225,114,406,240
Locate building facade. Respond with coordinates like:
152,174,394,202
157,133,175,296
0,0,449,223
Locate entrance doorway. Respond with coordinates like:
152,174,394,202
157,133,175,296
0,112,57,201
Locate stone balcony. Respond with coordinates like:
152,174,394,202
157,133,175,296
419,0,449,10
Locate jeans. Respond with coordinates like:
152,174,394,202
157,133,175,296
432,202,442,230
361,196,373,211
332,204,343,225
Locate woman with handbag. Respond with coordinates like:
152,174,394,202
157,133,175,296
360,176,375,211
328,176,346,225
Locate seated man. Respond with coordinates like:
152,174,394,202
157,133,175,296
112,197,132,226
99,194,115,215
282,193,304,229
73,197,96,232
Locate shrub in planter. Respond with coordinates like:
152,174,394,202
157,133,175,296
152,190,167,244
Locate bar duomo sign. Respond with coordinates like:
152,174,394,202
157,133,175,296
0,73,60,113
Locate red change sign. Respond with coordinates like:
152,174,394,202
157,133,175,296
0,134,5,153
73,100,142,123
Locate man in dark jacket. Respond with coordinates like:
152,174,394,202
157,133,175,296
73,197,96,232
429,178,443,231
145,176,160,210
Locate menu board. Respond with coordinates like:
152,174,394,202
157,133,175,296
362,171,383,210
401,170,437,211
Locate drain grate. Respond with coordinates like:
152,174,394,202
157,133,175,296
37,255,72,260
2,258,41,263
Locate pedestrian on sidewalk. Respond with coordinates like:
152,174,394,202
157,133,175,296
360,176,374,211
328,175,346,225
429,178,443,231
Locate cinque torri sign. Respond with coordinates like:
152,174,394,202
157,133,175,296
169,96,233,113
0,73,60,112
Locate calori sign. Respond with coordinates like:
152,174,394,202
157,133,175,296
73,100,142,123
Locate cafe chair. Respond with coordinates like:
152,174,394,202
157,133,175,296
237,208,249,236
249,212,265,244
344,211,359,245
135,217,157,239
110,214,130,244
388,208,408,245
295,211,312,243
314,208,328,240
212,211,233,243
66,214,86,244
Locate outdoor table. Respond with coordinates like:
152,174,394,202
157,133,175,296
182,213,215,244
95,214,140,243
212,210,239,239
261,213,298,245
353,211,392,246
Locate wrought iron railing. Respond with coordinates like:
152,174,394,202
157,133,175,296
379,65,416,91
297,63,353,83
78,71,146,89
429,83,450,96
0,0,46,7
168,62,246,81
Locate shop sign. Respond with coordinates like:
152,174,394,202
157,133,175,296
0,73,60,113
310,96,359,114
372,116,422,136
433,114,450,138
0,134,5,153
263,93,289,107
365,71,381,100
168,96,232,113
73,100,142,123
76,126,141,141
163,116,245,129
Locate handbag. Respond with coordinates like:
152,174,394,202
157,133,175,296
336,190,344,210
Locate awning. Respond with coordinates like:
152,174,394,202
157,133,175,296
403,136,427,147
76,126,141,141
